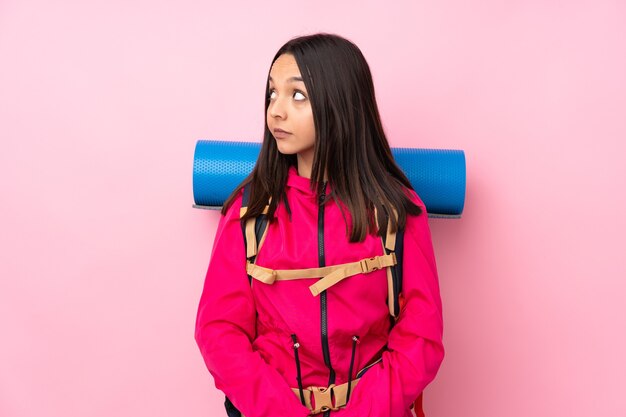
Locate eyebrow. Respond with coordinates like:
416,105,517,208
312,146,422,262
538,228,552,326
268,75,304,83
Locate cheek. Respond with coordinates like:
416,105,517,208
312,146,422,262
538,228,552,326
301,110,315,143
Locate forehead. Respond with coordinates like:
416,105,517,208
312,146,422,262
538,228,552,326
269,54,302,83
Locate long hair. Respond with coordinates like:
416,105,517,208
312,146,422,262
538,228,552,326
221,32,423,242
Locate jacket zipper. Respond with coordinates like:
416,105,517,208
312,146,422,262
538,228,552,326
318,181,335,417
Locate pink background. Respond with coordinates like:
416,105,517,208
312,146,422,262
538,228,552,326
1,1,625,416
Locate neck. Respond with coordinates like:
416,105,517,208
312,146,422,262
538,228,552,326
296,152,328,182
296,152,313,179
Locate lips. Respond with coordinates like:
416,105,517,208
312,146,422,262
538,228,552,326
274,128,291,134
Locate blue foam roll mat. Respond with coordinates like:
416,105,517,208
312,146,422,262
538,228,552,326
192,139,466,218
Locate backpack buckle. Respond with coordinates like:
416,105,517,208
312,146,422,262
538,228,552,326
309,384,338,413
360,256,381,273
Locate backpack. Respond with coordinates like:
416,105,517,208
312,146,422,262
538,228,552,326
222,182,424,417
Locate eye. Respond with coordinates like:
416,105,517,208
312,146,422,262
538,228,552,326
293,90,306,101
267,88,307,102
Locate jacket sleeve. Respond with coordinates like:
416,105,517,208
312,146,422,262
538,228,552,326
194,188,312,417
336,189,445,417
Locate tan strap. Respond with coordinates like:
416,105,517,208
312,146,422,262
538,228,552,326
385,206,398,251
374,205,398,251
308,254,396,295
246,253,396,295
242,203,400,302
244,218,257,259
239,203,270,218
374,205,400,317
291,378,360,414
241,205,270,258
385,259,396,317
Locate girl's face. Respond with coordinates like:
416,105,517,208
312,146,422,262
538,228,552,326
266,54,316,165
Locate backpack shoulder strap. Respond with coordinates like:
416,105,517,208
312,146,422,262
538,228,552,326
375,205,405,319
240,182,270,285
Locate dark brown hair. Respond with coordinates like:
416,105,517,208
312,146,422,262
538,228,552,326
221,32,423,242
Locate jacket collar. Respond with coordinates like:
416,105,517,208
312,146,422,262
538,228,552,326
286,164,330,195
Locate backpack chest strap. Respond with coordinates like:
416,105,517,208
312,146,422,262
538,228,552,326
246,252,397,296
290,378,361,414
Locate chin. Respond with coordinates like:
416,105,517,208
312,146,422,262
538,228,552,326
275,141,298,155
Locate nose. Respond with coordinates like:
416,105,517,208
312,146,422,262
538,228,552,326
268,94,287,119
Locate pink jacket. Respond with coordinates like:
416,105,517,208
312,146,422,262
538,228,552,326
195,165,445,417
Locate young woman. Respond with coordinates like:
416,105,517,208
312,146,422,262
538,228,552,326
194,33,445,417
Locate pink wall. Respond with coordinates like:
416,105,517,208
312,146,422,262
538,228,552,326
1,1,624,416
